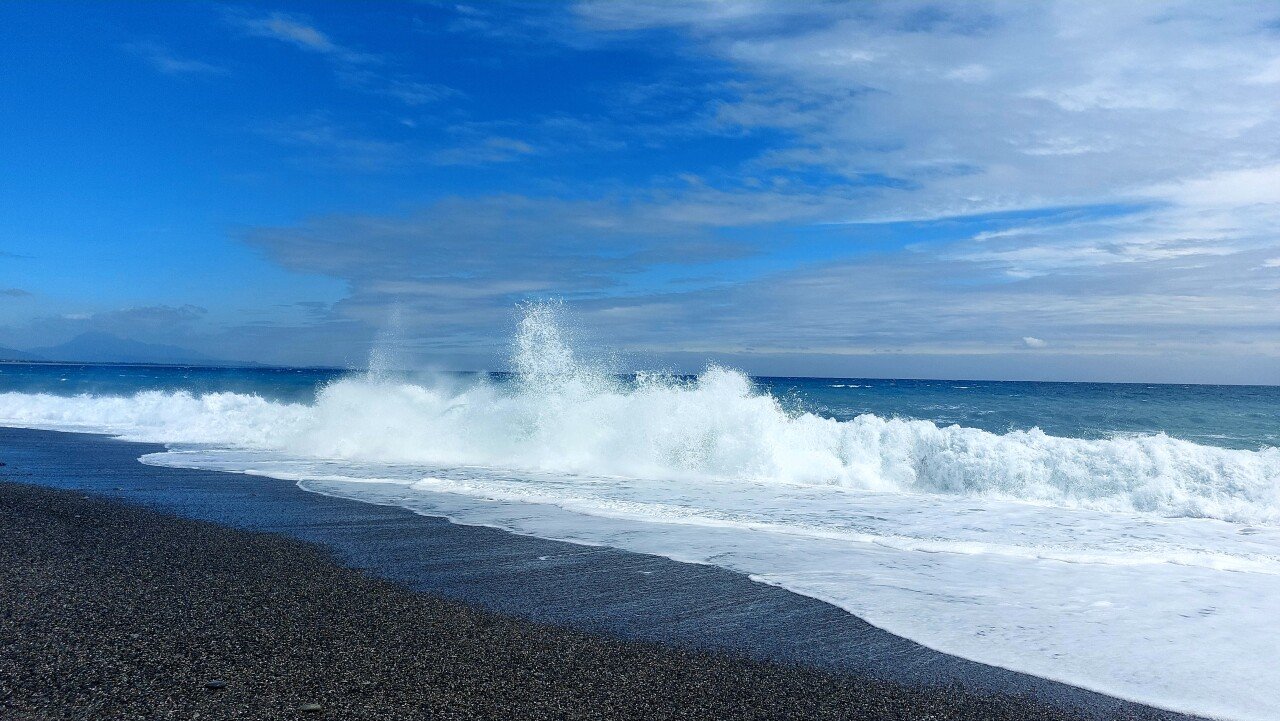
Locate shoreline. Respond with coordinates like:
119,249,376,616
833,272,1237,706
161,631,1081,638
0,427,1197,719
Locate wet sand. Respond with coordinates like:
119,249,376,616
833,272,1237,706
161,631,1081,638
0,428,1196,719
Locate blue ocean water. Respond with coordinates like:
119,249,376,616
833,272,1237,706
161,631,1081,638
0,362,342,403
763,377,1280,451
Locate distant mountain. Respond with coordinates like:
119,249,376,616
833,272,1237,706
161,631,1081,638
0,345,44,361
27,332,223,365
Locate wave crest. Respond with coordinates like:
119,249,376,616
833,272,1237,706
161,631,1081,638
0,305,1276,523
1,366,1277,523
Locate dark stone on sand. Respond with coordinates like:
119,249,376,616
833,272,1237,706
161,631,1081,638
206,679,228,690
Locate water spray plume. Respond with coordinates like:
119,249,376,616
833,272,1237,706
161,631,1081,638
0,302,1277,523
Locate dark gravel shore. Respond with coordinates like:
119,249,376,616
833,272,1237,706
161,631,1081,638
0,481,1187,720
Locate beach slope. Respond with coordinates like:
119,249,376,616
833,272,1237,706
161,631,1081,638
0,480,1184,720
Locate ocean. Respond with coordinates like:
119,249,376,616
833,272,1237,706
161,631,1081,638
1,308,1277,721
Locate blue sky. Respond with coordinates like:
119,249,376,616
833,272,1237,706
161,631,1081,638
2,1,1279,382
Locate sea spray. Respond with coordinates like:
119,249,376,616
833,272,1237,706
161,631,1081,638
0,302,1277,524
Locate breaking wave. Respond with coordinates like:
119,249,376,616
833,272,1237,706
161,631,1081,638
1,303,1277,524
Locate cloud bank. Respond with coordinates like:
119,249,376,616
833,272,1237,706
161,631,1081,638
6,1,1278,382
224,1,1280,380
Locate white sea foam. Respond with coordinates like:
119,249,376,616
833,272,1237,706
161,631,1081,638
1,303,1279,720
0,317,1275,524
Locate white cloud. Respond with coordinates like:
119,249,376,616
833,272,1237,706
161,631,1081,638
254,116,408,171
431,136,539,165
234,11,457,107
1247,56,1280,84
1145,163,1280,208
569,0,1280,310
1022,336,1048,348
122,42,226,76
577,0,1280,224
945,63,990,83
241,12,344,55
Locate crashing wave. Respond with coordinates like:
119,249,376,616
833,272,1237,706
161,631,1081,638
0,304,1276,524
